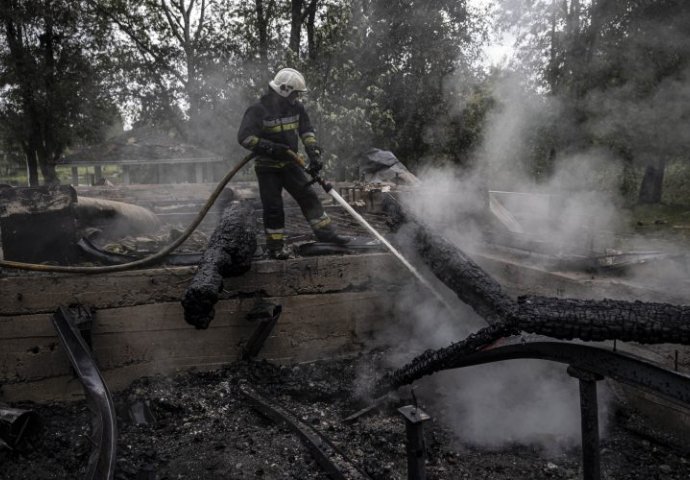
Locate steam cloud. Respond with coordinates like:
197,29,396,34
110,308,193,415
370,71,627,451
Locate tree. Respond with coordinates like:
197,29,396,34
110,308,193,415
295,0,480,174
0,0,117,185
91,0,242,149
504,0,690,203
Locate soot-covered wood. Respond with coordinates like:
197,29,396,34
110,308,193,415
514,296,690,344
379,202,690,392
182,201,256,329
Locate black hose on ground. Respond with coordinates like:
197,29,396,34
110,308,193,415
0,154,255,274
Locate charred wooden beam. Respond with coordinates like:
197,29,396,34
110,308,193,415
182,201,256,329
241,301,282,360
394,199,690,345
377,202,690,395
382,193,513,324
412,226,515,324
513,296,690,345
377,337,690,408
374,323,515,396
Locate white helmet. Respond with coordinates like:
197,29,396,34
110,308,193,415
269,68,307,97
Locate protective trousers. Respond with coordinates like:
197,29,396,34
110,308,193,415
256,163,331,251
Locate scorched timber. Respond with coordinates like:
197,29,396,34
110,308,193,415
182,201,256,329
402,213,690,345
412,226,514,324
378,205,690,393
514,296,690,344
374,323,515,396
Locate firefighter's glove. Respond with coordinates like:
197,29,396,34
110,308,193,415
256,139,293,163
305,144,323,175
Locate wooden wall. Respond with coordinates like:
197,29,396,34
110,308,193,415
0,253,406,402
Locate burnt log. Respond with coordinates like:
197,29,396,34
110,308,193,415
182,201,256,329
396,200,690,345
376,204,690,394
374,323,515,396
411,224,514,324
514,296,690,345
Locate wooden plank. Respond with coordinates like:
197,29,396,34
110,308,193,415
0,291,393,401
0,267,197,315
0,253,405,315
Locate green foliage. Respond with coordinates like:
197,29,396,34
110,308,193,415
496,0,690,203
0,0,119,184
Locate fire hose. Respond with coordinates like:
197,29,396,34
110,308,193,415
287,151,453,311
1,148,454,309
0,153,255,273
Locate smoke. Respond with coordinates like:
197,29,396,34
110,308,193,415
349,0,690,457
362,68,629,452
427,362,587,452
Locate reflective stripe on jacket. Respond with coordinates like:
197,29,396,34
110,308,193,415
237,91,317,155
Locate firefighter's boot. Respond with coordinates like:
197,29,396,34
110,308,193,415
266,233,291,260
313,223,351,245
267,243,291,260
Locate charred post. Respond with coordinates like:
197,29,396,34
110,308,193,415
398,405,431,480
182,201,257,329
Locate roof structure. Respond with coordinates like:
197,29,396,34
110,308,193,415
59,126,222,165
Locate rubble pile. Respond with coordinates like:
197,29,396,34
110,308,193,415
1,355,689,480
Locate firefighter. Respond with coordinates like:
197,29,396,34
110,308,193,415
237,68,350,259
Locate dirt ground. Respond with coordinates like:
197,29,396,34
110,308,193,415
1,354,689,480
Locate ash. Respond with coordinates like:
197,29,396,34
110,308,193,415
1,354,689,480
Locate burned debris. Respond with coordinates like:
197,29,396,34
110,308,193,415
0,405,42,451
2,179,690,480
0,185,79,264
181,200,257,329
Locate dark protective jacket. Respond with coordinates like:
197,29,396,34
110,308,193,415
237,90,317,163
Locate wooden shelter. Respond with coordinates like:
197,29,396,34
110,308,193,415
58,127,227,185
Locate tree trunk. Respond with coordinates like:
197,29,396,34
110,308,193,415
24,148,39,187
289,0,304,54
638,157,666,204
306,0,318,60
38,154,59,185
255,0,269,61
